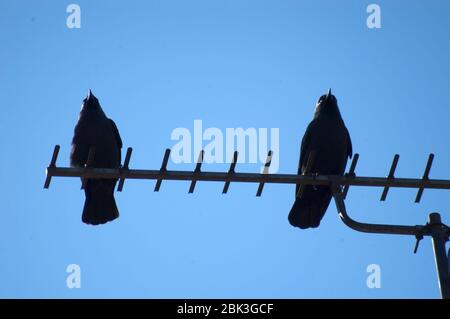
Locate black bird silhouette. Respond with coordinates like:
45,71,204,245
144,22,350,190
288,89,352,229
70,90,122,225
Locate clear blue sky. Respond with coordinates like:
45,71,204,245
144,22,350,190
1,0,449,298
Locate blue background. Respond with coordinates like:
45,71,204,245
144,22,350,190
1,0,449,298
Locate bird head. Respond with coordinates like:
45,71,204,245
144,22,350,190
314,88,341,118
81,89,101,111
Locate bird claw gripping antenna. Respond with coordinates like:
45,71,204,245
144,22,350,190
44,145,450,298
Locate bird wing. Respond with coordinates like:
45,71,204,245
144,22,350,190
298,121,314,174
108,119,123,149
345,126,353,159
70,122,88,167
296,121,314,196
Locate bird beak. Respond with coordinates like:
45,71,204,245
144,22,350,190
87,89,92,99
326,88,331,100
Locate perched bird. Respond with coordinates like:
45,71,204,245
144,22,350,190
70,90,122,225
288,89,352,229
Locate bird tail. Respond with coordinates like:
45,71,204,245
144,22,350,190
82,179,119,225
288,185,332,229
